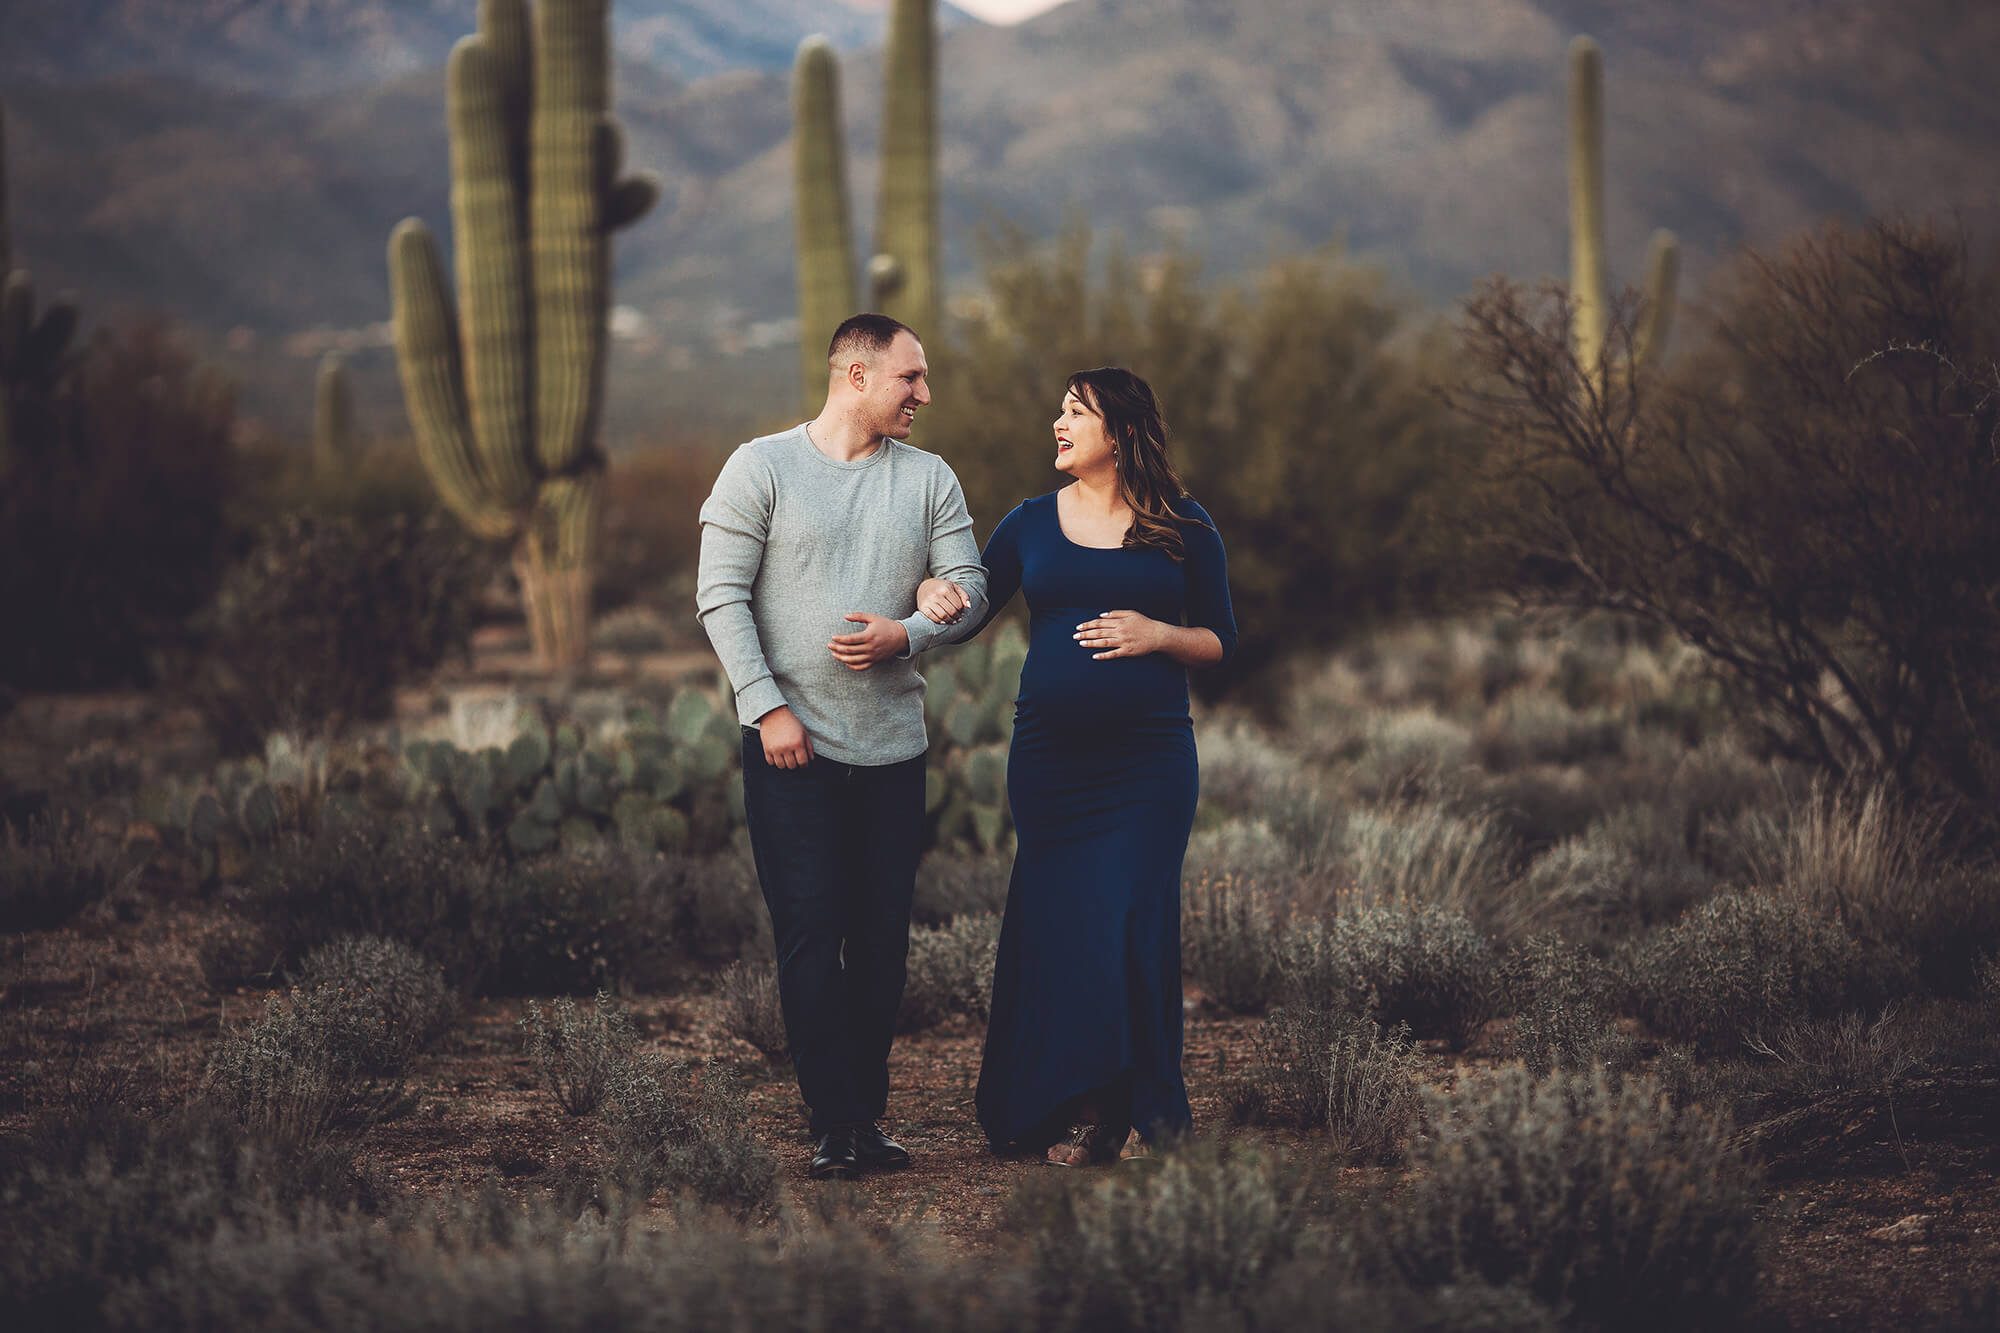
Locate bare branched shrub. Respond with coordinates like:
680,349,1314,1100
519,991,637,1115
715,961,788,1060
899,913,1001,1031
1389,1069,1763,1329
1454,218,2000,820
1742,1009,1931,1107
1182,876,1286,1012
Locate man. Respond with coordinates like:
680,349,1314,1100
696,314,987,1180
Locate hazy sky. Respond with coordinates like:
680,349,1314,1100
952,0,1071,23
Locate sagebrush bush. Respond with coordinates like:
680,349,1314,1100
1344,708,1474,801
1231,1009,1421,1163
1007,1140,1306,1331
899,913,1000,1031
1503,934,1623,1076
1330,903,1502,1049
599,1052,777,1220
1389,1069,1763,1329
1181,817,1304,893
183,510,486,753
1521,802,1715,940
1629,890,1889,1050
1272,918,1370,1015
0,815,138,931
1474,693,1627,772
1181,876,1286,1012
912,850,1012,924
0,1100,382,1329
715,961,788,1061
494,846,679,995
293,934,457,1064
519,991,637,1115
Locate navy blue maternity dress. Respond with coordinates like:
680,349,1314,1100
970,490,1237,1150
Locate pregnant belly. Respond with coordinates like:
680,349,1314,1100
1018,614,1190,723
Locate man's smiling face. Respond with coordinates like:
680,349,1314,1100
861,330,931,440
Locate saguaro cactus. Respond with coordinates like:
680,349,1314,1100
312,350,352,478
389,0,657,670
790,0,939,412
0,100,80,479
1567,35,1678,387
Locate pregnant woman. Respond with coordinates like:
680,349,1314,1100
921,366,1237,1165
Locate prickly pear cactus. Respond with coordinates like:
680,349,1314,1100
923,622,1025,852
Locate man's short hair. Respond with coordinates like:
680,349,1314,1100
827,313,918,371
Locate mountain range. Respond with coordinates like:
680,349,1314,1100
4,0,1996,437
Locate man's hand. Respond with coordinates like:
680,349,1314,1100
829,612,911,670
756,704,813,768
916,577,970,624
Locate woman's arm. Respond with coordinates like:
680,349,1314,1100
1073,498,1237,667
917,505,1025,639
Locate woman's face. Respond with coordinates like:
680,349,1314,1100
1053,385,1116,476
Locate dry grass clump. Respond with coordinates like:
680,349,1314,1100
1628,890,1890,1050
1474,693,1627,772
1230,1009,1423,1163
1182,817,1302,892
519,991,638,1115
1182,876,1287,1013
1521,803,1716,940
1388,1069,1764,1330
0,814,140,932
715,960,789,1060
899,913,1001,1031
1331,802,1524,938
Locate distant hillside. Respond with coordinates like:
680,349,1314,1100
0,0,978,91
5,0,1997,438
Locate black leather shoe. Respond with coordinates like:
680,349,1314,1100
852,1122,913,1171
809,1127,861,1180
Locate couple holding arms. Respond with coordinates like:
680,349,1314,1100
696,313,1237,1180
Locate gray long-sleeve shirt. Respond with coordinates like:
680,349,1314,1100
695,424,990,765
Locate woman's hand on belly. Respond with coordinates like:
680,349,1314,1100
1074,610,1168,660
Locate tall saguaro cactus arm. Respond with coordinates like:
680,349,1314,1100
874,0,939,337
792,37,858,411
387,0,656,670
1566,34,1679,383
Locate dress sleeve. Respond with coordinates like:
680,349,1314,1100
960,502,1027,641
900,460,991,656
1178,497,1237,667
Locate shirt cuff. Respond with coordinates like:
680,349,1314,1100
733,676,788,726
899,611,945,658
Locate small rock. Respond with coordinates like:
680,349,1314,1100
1867,1214,1934,1244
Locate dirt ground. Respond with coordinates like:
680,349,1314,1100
4,892,1998,1331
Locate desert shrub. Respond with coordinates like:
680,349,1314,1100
1007,1139,1306,1331
183,511,486,753
593,442,728,614
1503,934,1624,1076
1330,903,1502,1049
599,1052,778,1220
1473,693,1628,772
1181,876,1286,1012
1333,803,1524,939
0,814,139,931
1474,764,1614,850
1231,1010,1421,1163
1739,1009,1935,1114
490,845,679,995
715,961,788,1061
1272,918,1372,1015
1181,816,1304,892
0,319,239,691
196,915,286,990
1343,708,1475,801
1752,779,2000,995
243,821,507,990
0,1100,382,1330
1520,804,1715,940
666,853,768,965
1389,1069,1764,1329
293,934,457,1061
912,849,1012,924
518,991,637,1116
1456,218,2000,820
899,913,1001,1032
205,980,434,1148
1629,890,1892,1050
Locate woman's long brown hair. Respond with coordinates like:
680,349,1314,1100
1066,367,1207,561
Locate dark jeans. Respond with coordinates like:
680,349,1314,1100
739,728,927,1135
